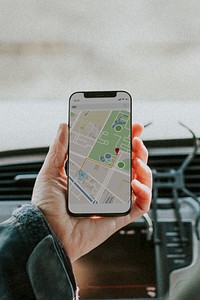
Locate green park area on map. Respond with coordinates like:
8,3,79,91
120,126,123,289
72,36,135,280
88,110,131,169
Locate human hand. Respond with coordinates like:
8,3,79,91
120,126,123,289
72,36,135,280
32,123,152,262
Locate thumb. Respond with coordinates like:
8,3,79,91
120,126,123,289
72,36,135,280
41,123,69,176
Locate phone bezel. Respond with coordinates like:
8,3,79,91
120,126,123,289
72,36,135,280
67,90,132,217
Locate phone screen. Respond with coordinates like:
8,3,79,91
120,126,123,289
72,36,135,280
68,91,132,216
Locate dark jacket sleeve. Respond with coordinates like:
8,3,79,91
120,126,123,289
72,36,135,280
0,204,77,300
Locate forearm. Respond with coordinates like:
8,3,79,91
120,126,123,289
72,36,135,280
0,205,77,300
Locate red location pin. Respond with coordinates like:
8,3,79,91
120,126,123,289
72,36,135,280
115,148,120,155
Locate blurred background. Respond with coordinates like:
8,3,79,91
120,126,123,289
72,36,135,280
0,0,200,150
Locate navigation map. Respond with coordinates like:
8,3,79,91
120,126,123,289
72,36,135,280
69,109,131,206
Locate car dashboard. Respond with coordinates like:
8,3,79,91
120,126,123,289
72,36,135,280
0,138,200,300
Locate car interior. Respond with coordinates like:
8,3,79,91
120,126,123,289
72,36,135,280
0,127,200,299
1,1,200,299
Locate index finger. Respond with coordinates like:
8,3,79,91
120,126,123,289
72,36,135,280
132,123,143,138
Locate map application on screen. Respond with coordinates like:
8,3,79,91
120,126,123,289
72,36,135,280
68,93,132,214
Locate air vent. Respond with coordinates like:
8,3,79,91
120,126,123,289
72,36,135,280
0,141,199,201
148,152,200,198
0,162,43,201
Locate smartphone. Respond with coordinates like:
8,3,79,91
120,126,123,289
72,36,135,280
67,91,132,216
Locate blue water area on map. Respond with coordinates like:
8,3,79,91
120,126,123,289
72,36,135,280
99,155,106,162
76,170,88,181
112,113,129,128
105,153,112,159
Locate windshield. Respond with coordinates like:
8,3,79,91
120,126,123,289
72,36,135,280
1,1,200,152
